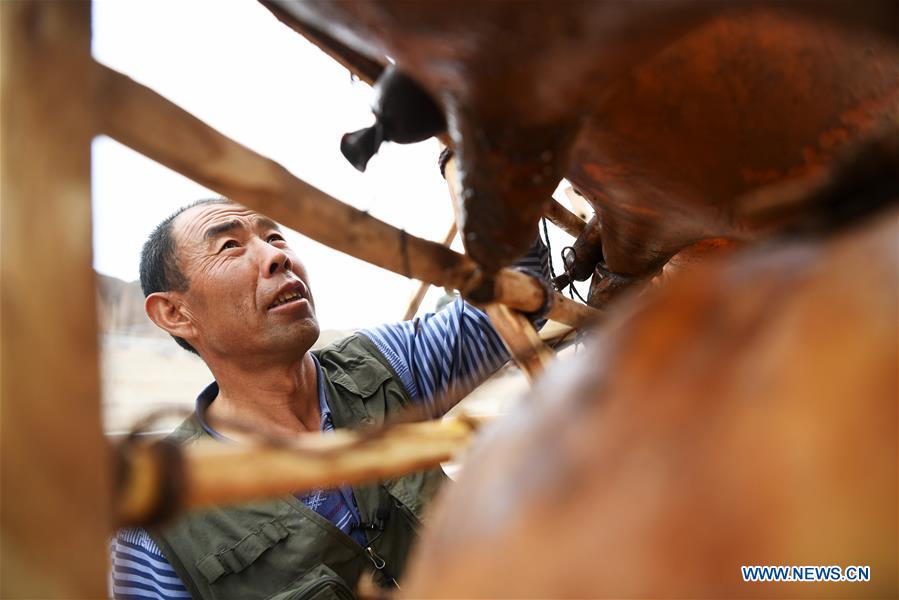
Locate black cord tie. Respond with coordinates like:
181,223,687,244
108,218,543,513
560,246,588,303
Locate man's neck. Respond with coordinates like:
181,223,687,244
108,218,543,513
205,352,321,440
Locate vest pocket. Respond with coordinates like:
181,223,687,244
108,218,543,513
268,564,356,600
195,518,290,583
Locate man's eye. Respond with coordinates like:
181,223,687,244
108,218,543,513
220,240,240,251
267,234,285,244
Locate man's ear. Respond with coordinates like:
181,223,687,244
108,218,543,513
145,292,196,342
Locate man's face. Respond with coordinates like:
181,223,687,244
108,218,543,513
171,203,319,360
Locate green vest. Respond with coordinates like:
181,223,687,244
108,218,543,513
150,334,448,600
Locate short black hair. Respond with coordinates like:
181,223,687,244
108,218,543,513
139,198,231,354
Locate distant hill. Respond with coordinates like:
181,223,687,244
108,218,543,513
96,273,159,335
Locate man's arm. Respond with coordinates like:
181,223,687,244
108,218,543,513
360,235,551,416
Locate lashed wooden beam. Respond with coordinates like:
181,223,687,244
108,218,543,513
485,304,555,383
114,415,482,526
1,2,109,597
95,62,597,329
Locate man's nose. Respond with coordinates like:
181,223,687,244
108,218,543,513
258,241,291,276
268,255,291,275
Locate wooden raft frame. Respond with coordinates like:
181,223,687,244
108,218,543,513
0,2,598,595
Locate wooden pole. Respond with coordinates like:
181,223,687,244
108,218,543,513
545,198,587,238
484,304,555,383
403,222,458,320
0,2,110,597
114,415,481,525
564,186,593,221
94,62,598,328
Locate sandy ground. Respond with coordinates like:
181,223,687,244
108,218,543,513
101,333,214,434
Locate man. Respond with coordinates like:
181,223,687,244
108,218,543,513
111,198,549,600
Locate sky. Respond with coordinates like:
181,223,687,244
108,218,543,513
91,0,579,330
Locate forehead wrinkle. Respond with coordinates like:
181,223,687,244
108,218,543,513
174,205,282,262
200,215,280,244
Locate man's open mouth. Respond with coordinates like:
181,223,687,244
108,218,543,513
269,290,304,309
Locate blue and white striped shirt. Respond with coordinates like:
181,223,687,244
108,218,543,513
111,239,549,599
